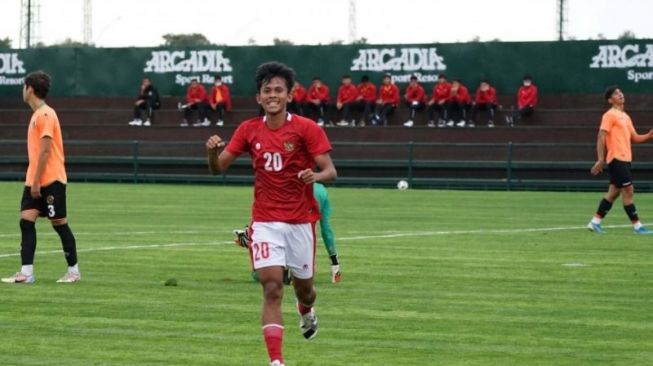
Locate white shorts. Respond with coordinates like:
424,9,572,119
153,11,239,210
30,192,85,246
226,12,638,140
249,221,316,280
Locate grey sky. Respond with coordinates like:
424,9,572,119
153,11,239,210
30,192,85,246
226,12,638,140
1,0,652,47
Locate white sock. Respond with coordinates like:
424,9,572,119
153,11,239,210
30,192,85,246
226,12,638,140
21,265,33,276
633,221,643,230
68,263,79,274
590,216,602,225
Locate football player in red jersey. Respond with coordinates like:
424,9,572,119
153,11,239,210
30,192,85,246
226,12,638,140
206,62,337,366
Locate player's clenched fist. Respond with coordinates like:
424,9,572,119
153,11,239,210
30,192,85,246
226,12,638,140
206,135,225,151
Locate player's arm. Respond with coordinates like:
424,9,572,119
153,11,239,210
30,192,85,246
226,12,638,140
591,130,607,176
630,128,653,144
206,135,237,175
31,136,53,198
298,153,337,184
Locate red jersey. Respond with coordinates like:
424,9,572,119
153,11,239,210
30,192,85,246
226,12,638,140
225,113,332,223
405,84,426,103
475,86,497,104
292,84,307,103
517,84,538,109
357,82,377,103
337,84,358,104
450,85,471,103
186,84,207,103
431,82,452,102
209,84,232,111
378,84,400,105
306,84,330,102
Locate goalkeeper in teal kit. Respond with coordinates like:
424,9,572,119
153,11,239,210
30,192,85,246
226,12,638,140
235,182,341,284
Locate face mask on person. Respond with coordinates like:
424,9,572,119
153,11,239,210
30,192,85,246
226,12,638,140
523,80,532,87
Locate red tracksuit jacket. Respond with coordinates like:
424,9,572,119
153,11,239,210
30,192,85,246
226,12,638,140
186,84,207,104
378,84,400,105
431,82,452,103
517,84,538,109
357,82,377,103
475,87,497,104
307,84,330,102
405,84,426,103
337,84,358,104
209,84,232,111
292,84,307,103
450,85,471,104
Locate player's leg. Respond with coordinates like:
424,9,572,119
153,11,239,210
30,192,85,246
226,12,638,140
319,200,341,283
285,223,319,340
2,186,41,284
250,222,288,365
40,182,81,282
621,183,651,234
588,183,620,233
129,104,145,125
258,266,287,365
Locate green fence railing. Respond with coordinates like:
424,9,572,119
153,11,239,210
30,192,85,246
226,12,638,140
2,140,653,191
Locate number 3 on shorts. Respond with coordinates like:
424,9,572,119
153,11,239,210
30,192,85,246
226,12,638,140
252,242,270,261
47,204,55,218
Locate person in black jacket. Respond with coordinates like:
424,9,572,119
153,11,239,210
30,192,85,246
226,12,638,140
129,77,161,126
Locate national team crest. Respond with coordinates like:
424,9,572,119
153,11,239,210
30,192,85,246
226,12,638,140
284,142,295,152
46,195,55,204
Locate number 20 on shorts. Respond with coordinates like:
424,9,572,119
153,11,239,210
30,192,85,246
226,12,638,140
252,242,270,261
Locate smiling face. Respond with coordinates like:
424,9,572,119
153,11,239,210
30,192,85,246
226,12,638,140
257,76,289,116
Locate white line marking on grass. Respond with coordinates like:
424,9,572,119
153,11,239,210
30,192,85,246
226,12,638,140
0,223,644,260
0,241,235,258
0,230,205,238
562,263,591,267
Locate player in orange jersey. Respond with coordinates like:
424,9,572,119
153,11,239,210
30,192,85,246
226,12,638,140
587,86,653,234
2,71,80,284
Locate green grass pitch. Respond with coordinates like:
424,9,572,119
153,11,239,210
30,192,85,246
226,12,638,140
0,182,652,365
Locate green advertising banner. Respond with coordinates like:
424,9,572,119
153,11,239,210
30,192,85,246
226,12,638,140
1,40,652,98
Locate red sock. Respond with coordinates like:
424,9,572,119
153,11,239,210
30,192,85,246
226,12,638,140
262,324,284,363
297,302,312,315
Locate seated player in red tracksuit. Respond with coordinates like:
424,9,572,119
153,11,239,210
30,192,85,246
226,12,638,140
335,75,359,127
356,75,377,126
372,74,400,126
448,79,472,127
306,77,330,126
402,75,426,128
470,80,498,128
427,74,452,128
507,75,538,126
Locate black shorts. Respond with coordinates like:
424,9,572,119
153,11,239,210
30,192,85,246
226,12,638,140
608,160,633,188
21,181,68,219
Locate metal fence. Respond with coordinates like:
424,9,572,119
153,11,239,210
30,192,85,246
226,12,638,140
2,140,653,191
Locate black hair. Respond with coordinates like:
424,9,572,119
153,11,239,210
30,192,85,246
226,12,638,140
342,74,351,79
383,74,391,79
312,76,321,81
604,85,619,101
190,78,198,83
523,75,532,81
410,75,418,81
361,75,370,82
24,70,51,99
255,62,296,92
438,73,447,80
143,76,151,81
480,79,489,84
214,75,222,81
453,79,463,84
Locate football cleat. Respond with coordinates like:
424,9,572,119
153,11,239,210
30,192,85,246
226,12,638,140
634,226,653,234
403,120,414,128
331,265,341,284
297,303,318,340
586,222,604,234
1,272,35,284
270,361,285,366
233,226,251,248
143,119,151,127
56,271,81,283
